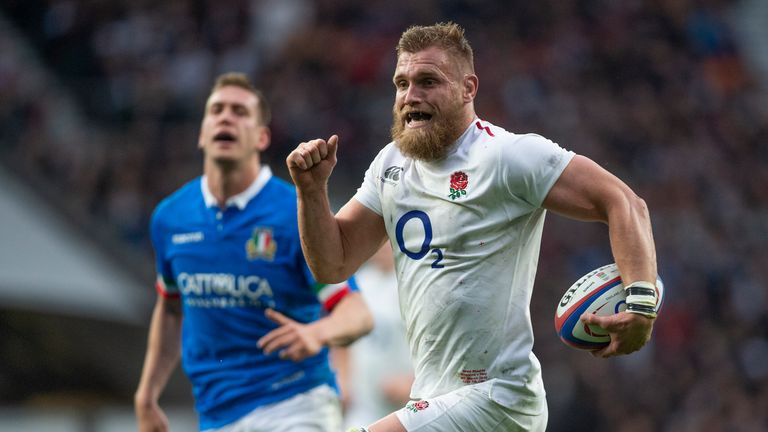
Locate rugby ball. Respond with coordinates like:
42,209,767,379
554,263,664,350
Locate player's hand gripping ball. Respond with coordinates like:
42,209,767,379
554,263,664,350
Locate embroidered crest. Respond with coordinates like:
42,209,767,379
448,171,468,200
406,400,430,413
246,227,277,261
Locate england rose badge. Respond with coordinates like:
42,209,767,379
448,171,468,200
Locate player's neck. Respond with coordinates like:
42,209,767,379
204,159,260,208
460,107,477,131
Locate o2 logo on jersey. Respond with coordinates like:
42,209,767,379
395,210,444,268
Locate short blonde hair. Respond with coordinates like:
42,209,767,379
210,72,271,126
396,22,474,74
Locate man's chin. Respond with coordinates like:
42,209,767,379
207,152,241,166
397,127,423,143
395,130,451,162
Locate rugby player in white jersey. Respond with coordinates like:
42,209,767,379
286,22,659,432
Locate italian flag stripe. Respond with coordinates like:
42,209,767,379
257,231,271,251
316,282,351,311
155,275,180,299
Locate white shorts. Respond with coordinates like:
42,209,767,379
204,384,342,432
394,380,547,432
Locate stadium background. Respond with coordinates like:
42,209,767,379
1,0,767,430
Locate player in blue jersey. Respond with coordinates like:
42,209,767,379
287,23,660,432
134,72,373,432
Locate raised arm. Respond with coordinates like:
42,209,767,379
287,135,387,283
543,155,658,357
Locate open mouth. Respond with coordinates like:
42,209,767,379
405,111,433,127
213,131,237,142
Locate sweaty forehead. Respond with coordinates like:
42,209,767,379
395,47,455,77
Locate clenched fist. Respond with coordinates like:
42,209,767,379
286,135,339,191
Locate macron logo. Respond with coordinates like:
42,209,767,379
172,231,204,244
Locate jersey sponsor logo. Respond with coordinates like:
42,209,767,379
171,231,204,244
381,166,403,185
458,368,488,384
448,171,468,200
246,227,277,261
395,211,445,269
177,272,275,308
405,400,430,413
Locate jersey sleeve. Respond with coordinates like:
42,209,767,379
301,261,359,312
149,206,180,298
500,134,575,208
352,146,386,215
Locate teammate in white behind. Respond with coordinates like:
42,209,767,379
342,243,414,429
287,22,660,432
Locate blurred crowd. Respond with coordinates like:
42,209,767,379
1,0,767,431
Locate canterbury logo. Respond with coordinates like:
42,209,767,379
383,166,403,182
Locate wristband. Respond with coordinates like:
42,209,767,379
624,281,658,318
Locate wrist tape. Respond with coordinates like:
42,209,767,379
624,281,658,318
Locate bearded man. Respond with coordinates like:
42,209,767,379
286,22,660,432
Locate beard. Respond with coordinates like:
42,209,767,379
391,99,466,162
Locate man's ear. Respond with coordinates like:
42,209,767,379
199,99,211,150
255,126,271,152
462,74,479,102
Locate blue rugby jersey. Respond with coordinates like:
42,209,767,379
150,166,356,430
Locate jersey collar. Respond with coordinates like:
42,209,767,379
201,165,273,210
421,118,479,163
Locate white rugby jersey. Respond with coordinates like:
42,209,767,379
354,119,574,409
